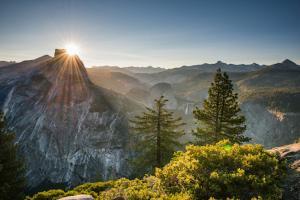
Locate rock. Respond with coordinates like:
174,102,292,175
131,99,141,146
0,50,139,190
242,102,300,148
113,197,125,200
54,49,67,57
269,142,300,200
59,194,94,200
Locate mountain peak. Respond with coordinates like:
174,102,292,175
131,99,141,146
42,49,91,105
282,59,297,66
54,49,67,57
216,61,226,65
33,55,52,62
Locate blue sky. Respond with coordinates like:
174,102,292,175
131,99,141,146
0,0,299,68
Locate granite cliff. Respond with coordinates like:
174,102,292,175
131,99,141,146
0,50,138,190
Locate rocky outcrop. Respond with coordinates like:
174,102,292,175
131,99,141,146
241,101,300,148
54,49,67,57
0,50,139,190
270,143,300,200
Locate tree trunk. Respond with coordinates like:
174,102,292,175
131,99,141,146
215,90,221,137
219,92,226,134
156,101,161,168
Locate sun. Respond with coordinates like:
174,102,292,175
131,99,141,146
65,43,80,56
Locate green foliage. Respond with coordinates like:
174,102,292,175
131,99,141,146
98,177,193,200
27,181,115,200
73,181,114,198
0,112,26,200
26,189,66,200
98,177,165,199
130,96,185,175
193,69,250,145
156,140,286,199
29,141,286,200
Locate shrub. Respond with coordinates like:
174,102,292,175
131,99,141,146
28,189,65,200
73,181,114,197
98,177,166,199
27,181,114,200
156,140,286,199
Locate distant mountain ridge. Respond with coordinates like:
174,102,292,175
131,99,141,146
87,59,300,148
0,61,16,67
237,59,300,90
87,67,148,94
91,65,166,74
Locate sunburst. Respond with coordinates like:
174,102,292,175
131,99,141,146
65,43,80,56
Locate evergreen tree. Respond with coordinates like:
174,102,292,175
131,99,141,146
193,69,250,145
130,96,185,175
0,112,25,200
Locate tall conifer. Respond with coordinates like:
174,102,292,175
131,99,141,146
130,96,185,175
0,112,26,200
193,69,250,145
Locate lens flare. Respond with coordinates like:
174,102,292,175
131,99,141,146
224,144,232,151
65,43,80,56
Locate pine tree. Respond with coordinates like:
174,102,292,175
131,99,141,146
0,112,26,200
130,96,185,175
193,69,250,145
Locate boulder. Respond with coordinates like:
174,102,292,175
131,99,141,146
58,194,94,200
270,142,300,199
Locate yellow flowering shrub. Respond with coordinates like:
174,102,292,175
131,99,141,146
156,140,286,199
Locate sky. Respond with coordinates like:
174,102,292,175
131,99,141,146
0,0,299,68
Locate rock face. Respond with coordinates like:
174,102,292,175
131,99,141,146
270,143,300,200
0,50,139,190
242,102,300,148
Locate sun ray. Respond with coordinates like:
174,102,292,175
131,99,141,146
65,43,80,56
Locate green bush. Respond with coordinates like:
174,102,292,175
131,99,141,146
27,181,114,200
156,140,286,199
73,181,114,197
98,177,164,199
27,189,65,200
98,177,193,200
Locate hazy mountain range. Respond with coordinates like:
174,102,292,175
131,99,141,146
87,59,300,147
